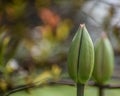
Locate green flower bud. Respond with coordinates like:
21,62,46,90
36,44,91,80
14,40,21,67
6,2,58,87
67,24,94,84
92,32,114,85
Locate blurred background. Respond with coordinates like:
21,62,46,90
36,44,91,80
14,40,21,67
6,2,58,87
0,0,120,96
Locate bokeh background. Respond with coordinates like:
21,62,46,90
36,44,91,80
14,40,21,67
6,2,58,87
0,0,120,96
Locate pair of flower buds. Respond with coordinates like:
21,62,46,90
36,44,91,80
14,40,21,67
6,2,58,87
68,24,114,85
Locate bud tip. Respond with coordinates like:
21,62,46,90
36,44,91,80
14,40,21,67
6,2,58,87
80,24,85,28
101,32,107,39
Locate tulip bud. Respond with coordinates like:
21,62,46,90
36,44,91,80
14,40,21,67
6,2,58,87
92,32,114,85
67,24,94,84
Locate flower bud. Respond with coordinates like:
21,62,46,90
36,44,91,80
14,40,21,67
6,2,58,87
67,24,94,84
92,32,114,85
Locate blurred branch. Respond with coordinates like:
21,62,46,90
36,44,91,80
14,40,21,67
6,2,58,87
4,79,120,96
49,80,120,89
81,10,102,27
88,0,120,8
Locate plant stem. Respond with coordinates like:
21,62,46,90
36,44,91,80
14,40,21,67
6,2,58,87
77,83,85,96
98,86,104,96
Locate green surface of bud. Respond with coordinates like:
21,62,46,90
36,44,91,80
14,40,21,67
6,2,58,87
92,32,114,85
67,24,94,84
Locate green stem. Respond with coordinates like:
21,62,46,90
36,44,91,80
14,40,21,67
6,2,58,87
77,83,85,96
98,86,104,96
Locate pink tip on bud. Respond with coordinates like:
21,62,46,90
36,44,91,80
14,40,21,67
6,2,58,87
80,24,85,28
101,32,107,39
